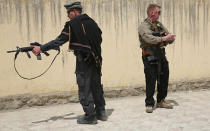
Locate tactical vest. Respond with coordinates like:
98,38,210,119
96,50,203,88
140,18,167,57
68,14,103,69
68,15,91,53
68,14,102,56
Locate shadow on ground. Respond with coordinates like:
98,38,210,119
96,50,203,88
166,99,179,106
32,109,114,124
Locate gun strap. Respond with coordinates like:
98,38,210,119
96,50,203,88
14,50,60,80
68,25,72,51
83,22,100,67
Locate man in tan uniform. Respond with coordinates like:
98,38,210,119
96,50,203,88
138,4,175,113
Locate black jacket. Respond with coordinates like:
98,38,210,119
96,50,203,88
40,14,102,59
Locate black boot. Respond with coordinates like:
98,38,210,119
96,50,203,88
96,110,108,121
77,114,97,124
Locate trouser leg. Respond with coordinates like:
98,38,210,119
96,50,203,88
157,58,169,103
142,56,158,107
91,68,106,112
76,56,95,116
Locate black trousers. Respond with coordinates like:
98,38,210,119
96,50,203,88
75,53,105,116
142,55,169,107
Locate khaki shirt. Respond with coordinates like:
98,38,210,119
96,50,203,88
138,18,169,48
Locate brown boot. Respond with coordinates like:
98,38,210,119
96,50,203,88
146,106,153,113
156,100,173,109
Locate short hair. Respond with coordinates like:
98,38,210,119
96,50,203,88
147,4,161,15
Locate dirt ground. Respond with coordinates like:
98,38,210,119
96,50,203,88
0,89,210,131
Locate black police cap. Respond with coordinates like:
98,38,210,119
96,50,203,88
64,1,82,10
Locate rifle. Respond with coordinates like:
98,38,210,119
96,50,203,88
7,42,50,60
7,42,60,80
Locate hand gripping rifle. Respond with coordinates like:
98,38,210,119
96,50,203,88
7,42,60,80
7,42,50,60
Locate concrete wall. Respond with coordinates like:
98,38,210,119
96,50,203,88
0,0,210,97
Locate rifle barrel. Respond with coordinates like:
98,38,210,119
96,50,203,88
7,50,17,53
7,46,34,53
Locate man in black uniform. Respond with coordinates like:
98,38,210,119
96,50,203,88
32,1,106,124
